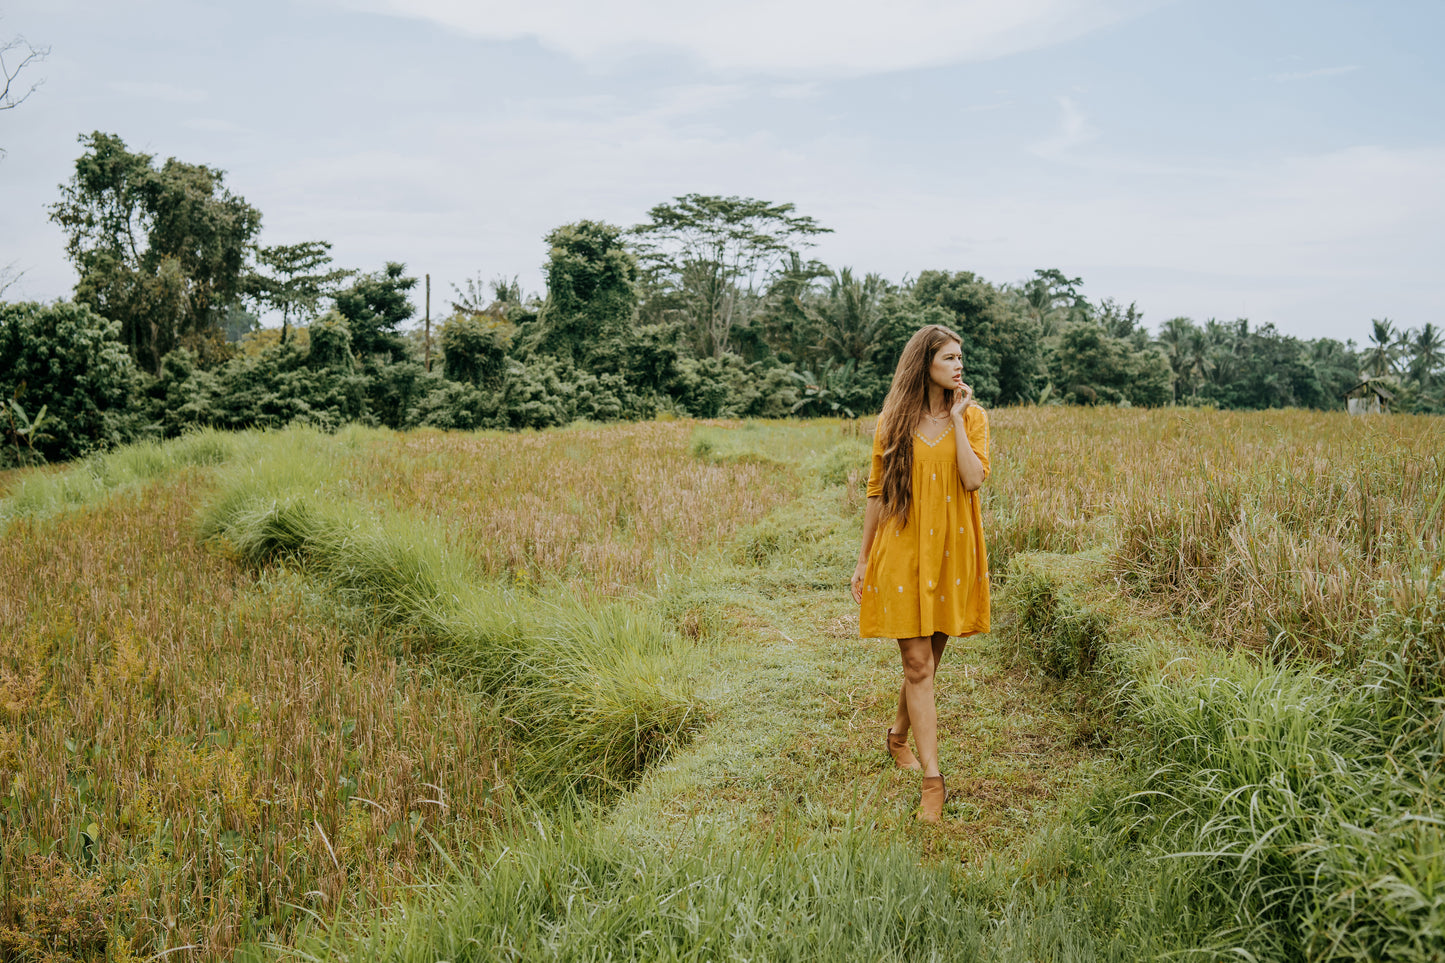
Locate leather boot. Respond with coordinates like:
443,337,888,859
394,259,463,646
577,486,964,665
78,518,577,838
886,729,922,771
917,775,946,823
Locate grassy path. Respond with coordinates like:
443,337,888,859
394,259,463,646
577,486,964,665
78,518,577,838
612,425,1112,869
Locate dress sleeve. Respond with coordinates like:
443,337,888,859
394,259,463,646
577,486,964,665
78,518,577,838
866,428,885,498
964,406,990,480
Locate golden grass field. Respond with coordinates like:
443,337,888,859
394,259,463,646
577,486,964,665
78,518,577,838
0,408,1441,961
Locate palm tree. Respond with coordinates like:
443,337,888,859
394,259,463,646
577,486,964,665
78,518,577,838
1202,319,1242,389
816,268,888,365
1364,318,1399,378
1407,322,1443,388
1017,269,1080,337
1155,317,1196,402
1184,328,1211,398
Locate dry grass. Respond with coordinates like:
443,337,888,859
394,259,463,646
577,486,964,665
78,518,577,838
355,423,790,593
986,407,1445,658
0,478,493,959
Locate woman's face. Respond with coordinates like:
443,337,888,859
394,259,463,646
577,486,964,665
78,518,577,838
928,341,964,393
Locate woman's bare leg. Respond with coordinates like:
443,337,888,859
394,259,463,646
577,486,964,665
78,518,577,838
897,635,941,777
890,630,947,734
892,683,911,738
894,632,950,737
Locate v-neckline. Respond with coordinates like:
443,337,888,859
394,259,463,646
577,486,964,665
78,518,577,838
915,425,953,447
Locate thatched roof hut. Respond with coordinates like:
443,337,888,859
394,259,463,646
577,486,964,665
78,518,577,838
1345,377,1394,415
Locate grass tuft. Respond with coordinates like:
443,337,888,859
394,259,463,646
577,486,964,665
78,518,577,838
198,444,707,801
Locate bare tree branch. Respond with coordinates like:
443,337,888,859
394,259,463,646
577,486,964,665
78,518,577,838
0,261,24,300
1,34,49,112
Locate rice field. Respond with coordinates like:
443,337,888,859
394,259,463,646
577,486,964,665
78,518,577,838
0,408,1441,961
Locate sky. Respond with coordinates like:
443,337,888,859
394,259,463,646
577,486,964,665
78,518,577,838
1,0,1442,343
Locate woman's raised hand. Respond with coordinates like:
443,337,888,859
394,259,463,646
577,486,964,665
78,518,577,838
951,383,974,418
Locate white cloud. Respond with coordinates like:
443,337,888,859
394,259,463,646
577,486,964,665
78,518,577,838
331,0,1162,76
1270,64,1360,82
237,74,1444,342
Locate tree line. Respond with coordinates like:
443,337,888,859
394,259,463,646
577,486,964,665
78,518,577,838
3,131,1441,466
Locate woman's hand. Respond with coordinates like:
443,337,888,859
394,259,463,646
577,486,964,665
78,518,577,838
851,560,867,604
950,383,974,419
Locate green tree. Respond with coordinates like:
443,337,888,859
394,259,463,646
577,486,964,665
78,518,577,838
249,241,353,345
334,262,417,357
49,132,262,373
1155,316,1197,402
533,220,639,366
1364,318,1399,378
1406,323,1443,389
816,268,889,365
913,270,1045,405
754,252,832,365
631,195,830,357
1017,268,1084,336
441,313,512,387
0,300,140,461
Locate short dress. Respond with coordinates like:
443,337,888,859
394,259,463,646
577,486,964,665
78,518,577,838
859,406,991,640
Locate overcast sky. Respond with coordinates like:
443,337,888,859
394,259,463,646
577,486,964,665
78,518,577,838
1,0,1441,343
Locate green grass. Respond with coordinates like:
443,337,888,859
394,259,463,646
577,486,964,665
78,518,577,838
197,432,706,801
0,427,246,532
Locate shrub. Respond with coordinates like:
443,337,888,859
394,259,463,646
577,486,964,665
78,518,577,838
0,300,142,462
147,342,370,435
817,440,871,487
440,312,511,386
1004,557,1108,679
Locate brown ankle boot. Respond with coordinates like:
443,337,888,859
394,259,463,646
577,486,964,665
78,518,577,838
886,729,922,771
917,775,946,823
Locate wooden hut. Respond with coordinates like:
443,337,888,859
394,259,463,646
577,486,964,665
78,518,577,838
1345,378,1394,415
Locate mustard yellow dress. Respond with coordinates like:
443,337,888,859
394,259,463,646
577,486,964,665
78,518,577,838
859,406,991,640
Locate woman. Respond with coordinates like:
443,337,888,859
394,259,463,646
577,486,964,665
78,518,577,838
850,324,990,823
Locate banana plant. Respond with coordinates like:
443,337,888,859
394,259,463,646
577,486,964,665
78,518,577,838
5,397,52,466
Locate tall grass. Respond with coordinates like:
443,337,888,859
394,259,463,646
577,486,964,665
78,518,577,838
293,821,993,963
1116,653,1445,961
0,428,242,532
197,435,706,800
6,409,1441,960
985,407,1445,660
0,479,504,960
354,422,792,592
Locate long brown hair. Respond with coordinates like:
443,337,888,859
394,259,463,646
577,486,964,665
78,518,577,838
874,324,963,527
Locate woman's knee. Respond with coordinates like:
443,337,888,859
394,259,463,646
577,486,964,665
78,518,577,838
900,644,935,685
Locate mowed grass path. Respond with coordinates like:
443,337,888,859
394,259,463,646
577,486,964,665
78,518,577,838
611,422,1107,865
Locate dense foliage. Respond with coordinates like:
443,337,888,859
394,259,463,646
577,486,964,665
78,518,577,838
6,132,1441,464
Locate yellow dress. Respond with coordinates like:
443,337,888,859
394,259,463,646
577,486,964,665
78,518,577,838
859,406,991,640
